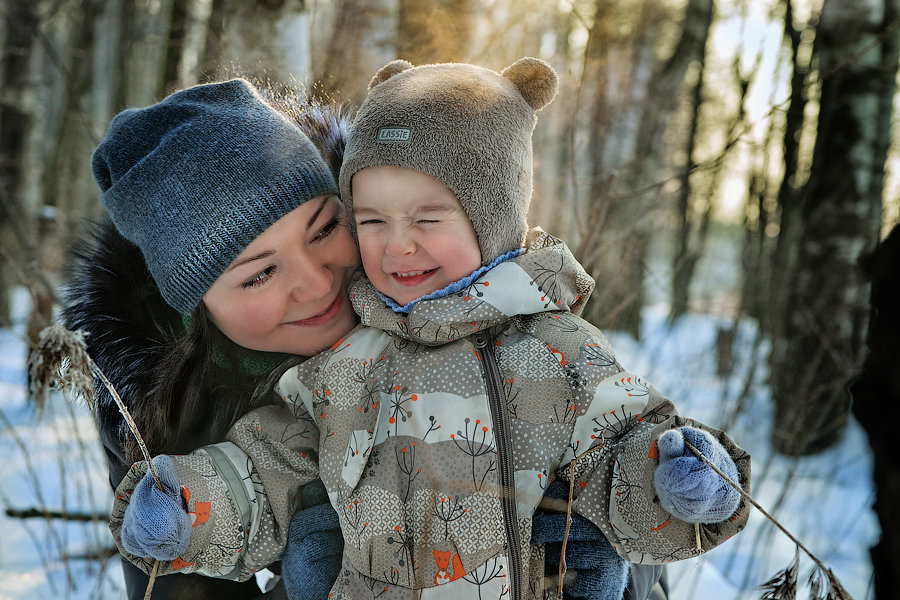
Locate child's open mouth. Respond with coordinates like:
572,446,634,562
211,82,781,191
392,268,438,286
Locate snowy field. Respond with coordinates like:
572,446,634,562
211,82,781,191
0,288,878,599
608,306,878,600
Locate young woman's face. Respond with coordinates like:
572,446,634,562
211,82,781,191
203,195,360,356
351,165,482,306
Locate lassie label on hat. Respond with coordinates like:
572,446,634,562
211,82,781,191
376,127,411,142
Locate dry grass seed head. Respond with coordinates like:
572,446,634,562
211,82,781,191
759,547,799,600
28,324,95,411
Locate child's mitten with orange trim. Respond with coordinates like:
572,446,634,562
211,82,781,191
120,455,192,560
654,427,741,523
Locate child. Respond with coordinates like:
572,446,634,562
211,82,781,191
111,58,750,600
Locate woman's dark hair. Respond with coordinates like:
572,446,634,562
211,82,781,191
124,304,270,463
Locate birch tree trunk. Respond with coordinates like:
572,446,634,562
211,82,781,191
765,0,815,335
312,0,399,103
575,0,638,335
214,0,312,88
530,8,575,239
577,0,713,336
0,0,42,325
161,0,190,93
770,0,899,455
669,0,717,318
398,0,471,64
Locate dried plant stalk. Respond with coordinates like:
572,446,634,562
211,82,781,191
144,559,160,600
28,325,95,410
557,442,609,599
29,324,160,483
29,323,163,597
808,564,854,600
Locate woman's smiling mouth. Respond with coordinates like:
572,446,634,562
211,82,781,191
286,291,345,327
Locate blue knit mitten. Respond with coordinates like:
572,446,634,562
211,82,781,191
121,455,192,560
532,481,629,600
282,480,344,600
654,426,741,523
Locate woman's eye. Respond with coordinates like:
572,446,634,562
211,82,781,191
417,219,439,225
241,266,275,288
313,217,340,242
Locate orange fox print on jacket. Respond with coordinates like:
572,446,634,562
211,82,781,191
180,486,211,527
433,550,465,585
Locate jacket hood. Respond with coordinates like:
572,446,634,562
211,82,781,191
349,228,595,346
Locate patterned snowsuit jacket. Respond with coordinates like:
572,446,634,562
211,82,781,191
110,230,751,599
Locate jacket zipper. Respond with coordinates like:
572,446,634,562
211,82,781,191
473,330,522,600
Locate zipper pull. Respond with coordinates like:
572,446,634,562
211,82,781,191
472,332,487,348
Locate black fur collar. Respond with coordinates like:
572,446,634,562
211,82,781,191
61,218,181,484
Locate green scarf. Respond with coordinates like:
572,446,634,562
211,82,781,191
181,313,290,379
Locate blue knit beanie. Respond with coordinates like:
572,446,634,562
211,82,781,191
92,79,339,314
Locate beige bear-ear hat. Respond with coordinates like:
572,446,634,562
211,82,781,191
340,57,559,264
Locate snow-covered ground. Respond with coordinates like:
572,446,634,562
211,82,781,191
0,288,125,599
0,288,878,599
607,306,878,600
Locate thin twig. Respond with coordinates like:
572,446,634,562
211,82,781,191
92,363,160,485
558,463,576,598
144,559,160,600
5,507,107,522
558,442,609,598
31,324,162,486
91,362,165,600
683,440,828,574
685,440,855,598
91,361,165,600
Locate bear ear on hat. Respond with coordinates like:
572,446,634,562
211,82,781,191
368,59,414,91
501,57,559,111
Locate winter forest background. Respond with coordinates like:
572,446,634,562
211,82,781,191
0,0,897,598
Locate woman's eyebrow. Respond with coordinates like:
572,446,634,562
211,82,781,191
226,250,275,273
227,198,332,273
306,196,329,228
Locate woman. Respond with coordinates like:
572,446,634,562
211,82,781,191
64,77,667,600
62,78,355,600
